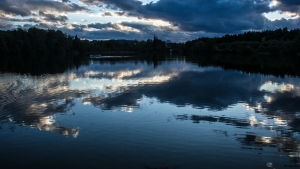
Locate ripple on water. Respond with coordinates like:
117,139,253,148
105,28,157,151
2,60,300,168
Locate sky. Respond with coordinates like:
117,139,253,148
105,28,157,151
1,0,300,42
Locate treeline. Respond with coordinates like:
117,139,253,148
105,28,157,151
85,27,300,57
180,28,300,77
0,28,88,74
86,35,167,55
0,28,168,75
185,27,300,55
2,27,300,76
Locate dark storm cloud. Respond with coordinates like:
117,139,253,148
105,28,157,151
88,22,121,30
80,0,274,33
26,0,88,13
80,0,143,10
36,22,57,29
0,0,31,16
0,15,28,22
18,21,151,40
120,21,175,37
276,0,300,13
0,14,41,29
42,23,148,40
266,17,300,29
68,21,215,41
141,0,273,33
39,11,68,23
19,17,218,41
82,29,148,40
0,21,13,29
70,23,87,32
23,23,34,29
0,0,87,16
121,21,157,30
102,12,113,16
78,20,212,41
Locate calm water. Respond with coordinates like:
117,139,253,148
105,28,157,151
1,59,300,169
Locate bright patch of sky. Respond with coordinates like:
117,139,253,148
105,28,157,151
68,13,141,24
263,0,299,21
139,0,160,5
264,11,299,21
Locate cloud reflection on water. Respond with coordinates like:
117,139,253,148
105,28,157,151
0,73,82,137
1,60,300,145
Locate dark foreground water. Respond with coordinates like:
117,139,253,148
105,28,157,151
1,59,300,169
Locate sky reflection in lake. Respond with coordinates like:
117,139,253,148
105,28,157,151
1,59,300,169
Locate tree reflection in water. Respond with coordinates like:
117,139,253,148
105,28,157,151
1,59,300,168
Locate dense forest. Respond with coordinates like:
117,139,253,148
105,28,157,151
0,28,89,74
1,27,300,75
184,28,300,77
86,35,167,56
185,27,300,55
0,28,167,74
87,27,300,57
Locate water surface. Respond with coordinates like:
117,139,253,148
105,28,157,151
1,59,300,169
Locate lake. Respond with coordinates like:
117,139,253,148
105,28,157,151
1,58,300,169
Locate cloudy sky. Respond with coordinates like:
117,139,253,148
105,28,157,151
1,0,300,41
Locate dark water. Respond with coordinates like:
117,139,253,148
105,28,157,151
1,59,300,169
